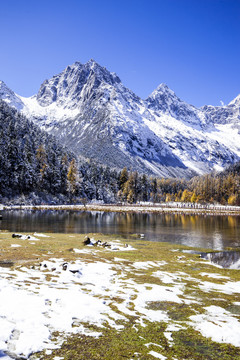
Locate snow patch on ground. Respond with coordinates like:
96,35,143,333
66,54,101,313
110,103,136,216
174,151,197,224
198,280,240,294
152,271,183,284
200,272,230,280
0,259,118,358
0,255,240,358
148,350,167,359
190,306,240,347
33,233,50,237
132,261,167,270
73,248,98,254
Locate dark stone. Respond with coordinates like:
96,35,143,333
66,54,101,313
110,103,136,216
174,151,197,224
102,242,111,247
62,262,68,271
69,269,80,274
83,236,91,245
12,233,22,238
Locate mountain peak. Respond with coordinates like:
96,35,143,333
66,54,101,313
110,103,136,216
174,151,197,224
146,82,180,109
0,80,11,91
36,60,122,108
156,83,171,91
151,83,178,98
146,82,210,128
85,58,109,74
229,93,240,107
86,58,98,66
0,80,23,109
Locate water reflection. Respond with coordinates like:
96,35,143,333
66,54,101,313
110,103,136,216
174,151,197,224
1,210,240,250
212,232,223,250
201,251,240,269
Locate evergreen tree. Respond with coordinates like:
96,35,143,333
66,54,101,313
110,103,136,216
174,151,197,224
67,159,79,199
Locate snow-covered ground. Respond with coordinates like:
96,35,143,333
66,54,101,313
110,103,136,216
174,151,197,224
3,203,240,214
0,238,240,359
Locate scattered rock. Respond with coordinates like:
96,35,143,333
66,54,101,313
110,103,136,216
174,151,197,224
82,236,125,251
69,269,82,275
102,242,111,248
12,233,22,238
12,233,38,241
93,240,102,246
62,262,68,271
83,236,91,245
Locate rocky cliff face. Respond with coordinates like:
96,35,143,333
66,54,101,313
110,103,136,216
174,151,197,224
201,94,240,127
0,60,240,178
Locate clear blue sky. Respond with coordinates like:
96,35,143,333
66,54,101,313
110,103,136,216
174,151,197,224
0,0,239,107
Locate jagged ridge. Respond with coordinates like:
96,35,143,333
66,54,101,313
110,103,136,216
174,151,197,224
0,60,240,178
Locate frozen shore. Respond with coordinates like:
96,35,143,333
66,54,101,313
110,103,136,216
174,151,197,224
2,202,240,215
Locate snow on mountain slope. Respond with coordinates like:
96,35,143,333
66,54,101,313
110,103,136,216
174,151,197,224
19,95,80,129
143,111,239,174
201,95,240,127
0,80,24,110
0,60,240,177
31,60,188,177
146,83,211,129
145,85,240,174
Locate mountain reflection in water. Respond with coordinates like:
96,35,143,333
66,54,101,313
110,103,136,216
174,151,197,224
0,210,239,250
201,251,240,269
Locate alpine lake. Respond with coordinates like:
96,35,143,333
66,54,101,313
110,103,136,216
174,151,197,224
0,209,240,359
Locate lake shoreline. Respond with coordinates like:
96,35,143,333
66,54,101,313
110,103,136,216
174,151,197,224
2,203,240,215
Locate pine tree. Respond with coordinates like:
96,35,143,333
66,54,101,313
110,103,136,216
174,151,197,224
119,167,128,191
67,159,79,199
36,144,48,187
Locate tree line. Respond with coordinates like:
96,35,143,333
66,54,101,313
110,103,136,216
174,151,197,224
113,167,240,205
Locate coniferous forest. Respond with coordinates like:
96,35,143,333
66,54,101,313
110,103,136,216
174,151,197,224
0,99,239,206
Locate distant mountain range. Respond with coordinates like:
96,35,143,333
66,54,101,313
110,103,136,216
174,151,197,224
0,59,239,178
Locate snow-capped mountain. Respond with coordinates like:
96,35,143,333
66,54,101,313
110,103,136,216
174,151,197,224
202,95,240,127
144,85,240,174
0,80,23,110
146,83,210,128
0,60,240,178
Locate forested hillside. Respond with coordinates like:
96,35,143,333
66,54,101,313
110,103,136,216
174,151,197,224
0,100,120,204
0,100,74,202
0,99,239,206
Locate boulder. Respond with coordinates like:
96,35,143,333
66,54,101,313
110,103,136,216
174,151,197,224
83,236,91,245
